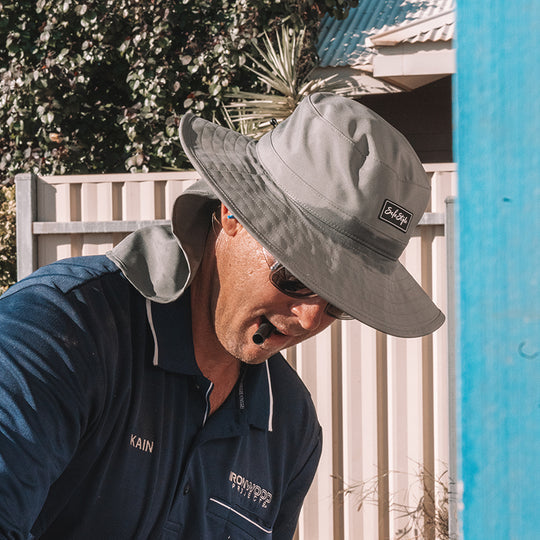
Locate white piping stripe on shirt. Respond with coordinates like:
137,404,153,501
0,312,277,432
265,360,274,432
145,299,159,366
145,299,273,431
202,382,214,426
209,498,272,534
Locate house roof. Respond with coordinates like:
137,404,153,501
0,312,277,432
317,0,455,68
367,9,455,47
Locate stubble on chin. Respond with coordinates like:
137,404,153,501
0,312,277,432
216,327,270,365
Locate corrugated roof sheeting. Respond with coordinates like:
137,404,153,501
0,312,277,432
407,21,454,43
317,0,455,67
370,11,455,45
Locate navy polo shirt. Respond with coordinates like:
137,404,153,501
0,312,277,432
0,256,322,539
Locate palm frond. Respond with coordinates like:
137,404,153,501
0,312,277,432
224,25,360,138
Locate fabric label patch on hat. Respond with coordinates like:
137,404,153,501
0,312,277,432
378,199,413,233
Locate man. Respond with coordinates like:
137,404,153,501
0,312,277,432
0,93,444,538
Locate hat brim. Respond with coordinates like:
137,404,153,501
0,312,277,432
178,113,445,337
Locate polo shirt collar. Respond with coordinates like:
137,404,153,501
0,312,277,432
146,290,274,432
239,360,274,432
146,288,201,376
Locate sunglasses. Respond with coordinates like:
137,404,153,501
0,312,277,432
262,249,353,320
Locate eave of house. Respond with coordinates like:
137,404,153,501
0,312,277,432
367,10,455,90
309,66,404,96
316,1,455,95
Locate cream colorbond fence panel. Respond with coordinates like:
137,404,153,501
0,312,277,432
291,163,457,540
342,321,379,539
15,171,199,273
15,165,457,539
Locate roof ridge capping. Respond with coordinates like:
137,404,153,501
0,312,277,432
366,9,455,47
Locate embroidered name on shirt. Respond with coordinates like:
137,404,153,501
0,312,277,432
378,199,413,233
130,433,154,453
229,471,273,508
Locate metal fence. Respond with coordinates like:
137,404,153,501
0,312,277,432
15,164,457,539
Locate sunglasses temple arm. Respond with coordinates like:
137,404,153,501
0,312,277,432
252,321,275,345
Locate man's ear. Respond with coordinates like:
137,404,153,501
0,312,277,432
220,203,242,236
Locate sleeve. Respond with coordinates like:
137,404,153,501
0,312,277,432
272,426,323,539
0,284,108,538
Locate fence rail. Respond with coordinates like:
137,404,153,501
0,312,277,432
15,165,457,539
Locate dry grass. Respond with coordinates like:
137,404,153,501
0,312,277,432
341,464,449,540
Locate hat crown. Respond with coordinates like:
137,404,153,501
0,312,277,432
177,92,445,336
257,93,430,260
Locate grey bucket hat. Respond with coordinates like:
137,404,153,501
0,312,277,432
177,92,445,337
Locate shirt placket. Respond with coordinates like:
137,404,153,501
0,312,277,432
163,375,247,536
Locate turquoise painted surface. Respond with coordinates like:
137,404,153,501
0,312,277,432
455,1,540,538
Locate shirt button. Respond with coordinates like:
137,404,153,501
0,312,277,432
183,483,191,495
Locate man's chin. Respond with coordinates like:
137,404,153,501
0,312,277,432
218,335,271,366
240,354,271,366
237,344,274,365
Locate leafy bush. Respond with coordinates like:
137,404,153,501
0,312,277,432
0,0,356,182
0,184,16,293
224,25,359,138
0,0,358,288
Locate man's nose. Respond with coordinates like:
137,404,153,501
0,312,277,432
290,298,328,331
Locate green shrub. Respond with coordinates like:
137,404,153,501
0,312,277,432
0,0,357,287
0,0,357,182
0,184,16,293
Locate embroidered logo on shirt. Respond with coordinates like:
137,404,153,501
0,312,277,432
378,199,413,233
130,433,154,453
229,471,273,508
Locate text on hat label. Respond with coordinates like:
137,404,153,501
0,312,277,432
378,199,413,233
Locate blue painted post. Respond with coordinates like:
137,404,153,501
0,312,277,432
455,1,540,538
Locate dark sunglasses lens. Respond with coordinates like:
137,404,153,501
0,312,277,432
269,264,354,319
271,267,315,298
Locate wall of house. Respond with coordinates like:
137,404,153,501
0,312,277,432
359,76,453,163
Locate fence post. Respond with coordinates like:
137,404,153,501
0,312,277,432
15,173,38,280
445,196,459,540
